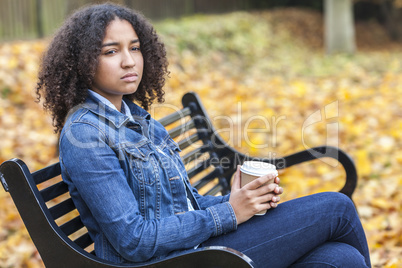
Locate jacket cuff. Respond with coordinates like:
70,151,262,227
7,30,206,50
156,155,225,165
207,202,237,236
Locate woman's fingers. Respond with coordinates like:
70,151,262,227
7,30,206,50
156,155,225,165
270,201,278,208
256,198,279,211
231,165,241,191
275,176,280,184
244,174,277,190
253,182,284,197
265,192,281,203
275,185,284,195
253,182,277,196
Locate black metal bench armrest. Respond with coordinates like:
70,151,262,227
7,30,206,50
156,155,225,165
281,145,357,197
248,145,357,198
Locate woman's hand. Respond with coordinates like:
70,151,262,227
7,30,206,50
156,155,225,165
229,165,284,225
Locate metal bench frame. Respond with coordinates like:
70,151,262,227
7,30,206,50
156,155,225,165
0,92,357,267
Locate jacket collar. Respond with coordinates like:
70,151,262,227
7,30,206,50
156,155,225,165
81,93,151,128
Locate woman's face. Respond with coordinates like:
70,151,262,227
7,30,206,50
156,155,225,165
92,18,144,110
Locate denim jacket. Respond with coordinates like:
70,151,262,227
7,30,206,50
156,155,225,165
59,93,237,263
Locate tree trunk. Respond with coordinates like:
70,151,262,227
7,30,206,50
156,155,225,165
36,0,44,38
324,0,356,54
381,0,402,41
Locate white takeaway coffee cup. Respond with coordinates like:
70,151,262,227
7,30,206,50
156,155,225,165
240,161,278,215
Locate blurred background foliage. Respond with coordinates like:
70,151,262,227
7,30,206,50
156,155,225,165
0,1,401,267
1,0,402,42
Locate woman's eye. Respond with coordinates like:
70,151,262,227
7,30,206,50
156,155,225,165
104,50,117,55
131,47,141,52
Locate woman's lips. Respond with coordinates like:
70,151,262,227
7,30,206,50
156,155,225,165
121,72,138,82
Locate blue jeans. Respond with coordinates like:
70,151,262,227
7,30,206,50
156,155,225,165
202,192,371,267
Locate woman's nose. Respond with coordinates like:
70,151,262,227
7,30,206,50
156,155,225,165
121,50,136,68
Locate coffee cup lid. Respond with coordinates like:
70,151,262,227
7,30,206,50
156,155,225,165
240,161,277,177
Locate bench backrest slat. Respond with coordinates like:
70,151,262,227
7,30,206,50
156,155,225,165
49,198,76,220
177,133,201,150
181,144,210,164
74,233,93,250
186,158,212,179
158,107,192,127
192,168,223,190
168,119,196,139
59,216,84,236
205,184,223,196
40,181,69,202
32,162,61,184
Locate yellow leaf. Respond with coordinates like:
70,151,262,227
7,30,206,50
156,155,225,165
8,57,18,69
291,81,307,97
370,198,392,210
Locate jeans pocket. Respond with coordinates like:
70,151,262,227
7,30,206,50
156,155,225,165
123,142,159,185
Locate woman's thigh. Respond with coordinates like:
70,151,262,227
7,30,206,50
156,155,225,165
201,192,370,268
290,242,367,267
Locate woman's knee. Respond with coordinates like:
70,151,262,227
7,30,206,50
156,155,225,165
315,192,356,214
316,191,353,205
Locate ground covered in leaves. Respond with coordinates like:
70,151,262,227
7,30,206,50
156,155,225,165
0,8,401,268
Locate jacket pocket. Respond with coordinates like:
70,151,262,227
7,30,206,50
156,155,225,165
123,142,159,185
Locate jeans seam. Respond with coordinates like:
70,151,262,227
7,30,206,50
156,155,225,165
335,197,369,265
335,217,369,266
242,223,315,254
292,261,337,267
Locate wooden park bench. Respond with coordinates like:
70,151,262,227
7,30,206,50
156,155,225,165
0,92,357,268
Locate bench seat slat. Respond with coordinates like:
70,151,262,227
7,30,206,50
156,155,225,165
49,198,76,220
60,216,84,236
40,181,69,203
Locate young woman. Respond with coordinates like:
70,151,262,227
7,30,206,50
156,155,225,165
36,3,371,267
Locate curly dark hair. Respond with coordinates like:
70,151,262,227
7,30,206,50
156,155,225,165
36,3,168,133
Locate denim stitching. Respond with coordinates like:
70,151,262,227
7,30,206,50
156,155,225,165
242,223,314,254
207,207,219,236
291,261,337,267
225,202,238,231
